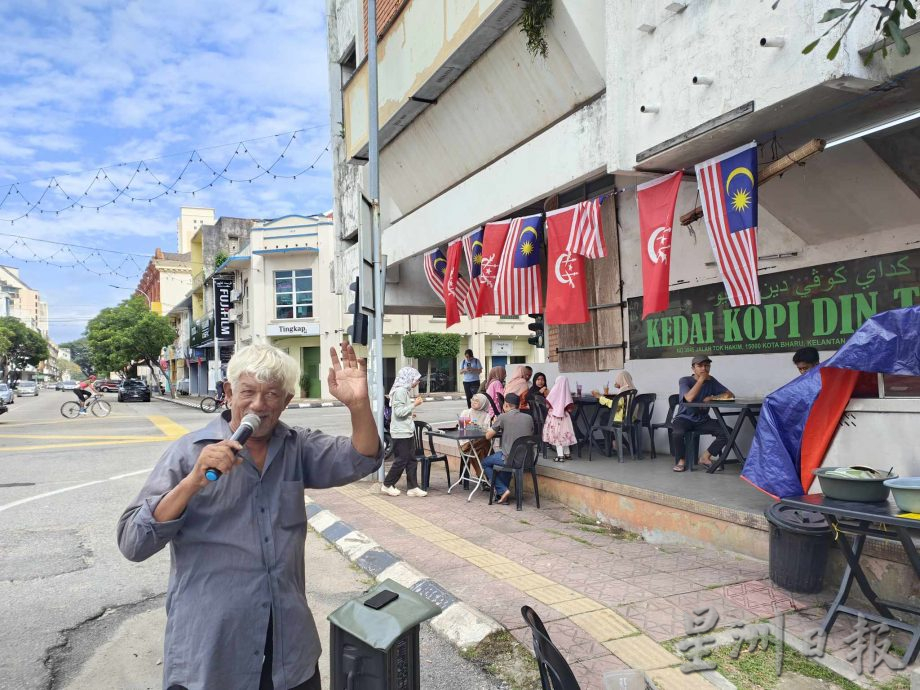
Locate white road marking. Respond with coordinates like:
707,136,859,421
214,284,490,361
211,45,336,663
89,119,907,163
0,467,152,513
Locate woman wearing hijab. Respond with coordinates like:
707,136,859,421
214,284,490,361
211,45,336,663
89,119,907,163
504,365,530,410
613,370,637,422
459,393,494,477
481,365,506,415
529,371,549,400
543,375,577,461
382,367,426,497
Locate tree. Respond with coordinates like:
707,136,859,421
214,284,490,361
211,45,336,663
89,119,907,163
777,0,915,61
59,337,94,377
86,296,175,385
0,317,49,380
402,332,463,391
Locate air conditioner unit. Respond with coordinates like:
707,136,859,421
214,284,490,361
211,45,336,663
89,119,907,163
229,289,242,302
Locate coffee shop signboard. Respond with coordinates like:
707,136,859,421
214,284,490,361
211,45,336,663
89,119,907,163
628,249,920,359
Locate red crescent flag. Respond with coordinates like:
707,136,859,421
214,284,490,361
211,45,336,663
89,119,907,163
637,171,683,318
444,241,464,327
475,220,511,316
544,199,606,325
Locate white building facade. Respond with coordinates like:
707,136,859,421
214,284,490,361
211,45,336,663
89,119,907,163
326,0,920,404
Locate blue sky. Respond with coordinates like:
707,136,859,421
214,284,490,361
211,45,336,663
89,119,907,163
0,1,332,343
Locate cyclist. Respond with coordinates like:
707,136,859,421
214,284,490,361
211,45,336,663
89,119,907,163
75,375,99,414
215,377,228,403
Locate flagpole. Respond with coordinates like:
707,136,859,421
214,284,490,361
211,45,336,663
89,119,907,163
368,0,386,482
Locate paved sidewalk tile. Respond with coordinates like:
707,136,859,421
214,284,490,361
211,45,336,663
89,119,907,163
649,667,719,689
569,609,637,642
604,634,680,670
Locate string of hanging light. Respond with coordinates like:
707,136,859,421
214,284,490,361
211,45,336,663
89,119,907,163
0,128,330,223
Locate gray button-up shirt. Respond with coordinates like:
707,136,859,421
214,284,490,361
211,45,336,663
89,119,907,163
117,412,382,690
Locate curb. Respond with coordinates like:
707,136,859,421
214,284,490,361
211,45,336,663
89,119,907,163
303,495,503,652
154,394,466,411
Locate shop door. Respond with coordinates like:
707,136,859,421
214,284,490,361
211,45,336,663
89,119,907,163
301,347,322,398
491,356,507,368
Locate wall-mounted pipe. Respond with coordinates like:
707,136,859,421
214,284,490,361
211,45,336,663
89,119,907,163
760,37,785,48
692,76,713,86
640,105,659,114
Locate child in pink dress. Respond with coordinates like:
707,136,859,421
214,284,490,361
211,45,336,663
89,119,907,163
543,376,577,462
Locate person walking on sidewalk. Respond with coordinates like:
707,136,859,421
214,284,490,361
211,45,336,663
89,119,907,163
116,343,382,690
381,366,427,497
483,392,534,504
460,349,482,408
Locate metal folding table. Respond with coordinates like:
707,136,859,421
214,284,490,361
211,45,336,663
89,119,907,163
779,493,920,667
682,399,762,473
427,427,493,502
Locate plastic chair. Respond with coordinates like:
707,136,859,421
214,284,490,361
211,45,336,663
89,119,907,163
530,395,549,459
487,393,502,416
631,393,656,459
588,390,636,462
650,393,680,458
414,421,451,490
521,606,581,690
487,435,541,511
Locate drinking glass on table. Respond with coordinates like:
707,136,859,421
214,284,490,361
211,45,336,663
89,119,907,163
576,383,583,397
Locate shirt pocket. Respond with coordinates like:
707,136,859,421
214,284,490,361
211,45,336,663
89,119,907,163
279,479,307,529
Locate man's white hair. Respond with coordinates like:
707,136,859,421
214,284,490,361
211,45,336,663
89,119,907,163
227,344,298,395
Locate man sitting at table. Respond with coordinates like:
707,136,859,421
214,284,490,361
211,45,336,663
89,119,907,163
672,355,733,472
483,392,534,504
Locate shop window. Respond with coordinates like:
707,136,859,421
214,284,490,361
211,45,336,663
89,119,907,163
274,269,313,319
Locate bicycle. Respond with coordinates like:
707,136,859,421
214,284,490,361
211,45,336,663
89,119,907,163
61,393,111,419
200,395,228,413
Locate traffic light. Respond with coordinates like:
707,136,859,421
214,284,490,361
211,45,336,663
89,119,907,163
347,277,369,346
527,313,545,348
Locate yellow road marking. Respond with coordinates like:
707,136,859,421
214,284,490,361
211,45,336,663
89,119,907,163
0,434,168,440
148,415,189,439
1,438,175,452
0,416,134,428
0,415,189,453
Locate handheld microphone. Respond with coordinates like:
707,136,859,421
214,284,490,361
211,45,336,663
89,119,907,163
205,413,261,481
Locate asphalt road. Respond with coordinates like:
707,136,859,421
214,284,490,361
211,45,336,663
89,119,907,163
0,390,482,690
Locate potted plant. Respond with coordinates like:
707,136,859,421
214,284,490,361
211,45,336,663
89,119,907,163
299,372,311,398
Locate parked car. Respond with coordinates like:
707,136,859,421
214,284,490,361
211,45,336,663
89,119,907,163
60,380,78,391
118,379,151,403
16,381,39,397
176,378,190,396
95,379,121,393
0,383,13,405
417,372,451,393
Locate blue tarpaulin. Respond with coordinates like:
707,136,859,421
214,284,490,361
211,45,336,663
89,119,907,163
741,305,920,498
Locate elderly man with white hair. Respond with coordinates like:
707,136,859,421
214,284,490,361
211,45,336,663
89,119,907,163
117,342,381,690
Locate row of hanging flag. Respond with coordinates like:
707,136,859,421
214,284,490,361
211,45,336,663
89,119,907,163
423,197,606,328
424,141,762,327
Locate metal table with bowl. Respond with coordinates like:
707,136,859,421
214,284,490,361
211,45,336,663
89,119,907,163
426,425,493,502
778,467,920,667
682,398,763,473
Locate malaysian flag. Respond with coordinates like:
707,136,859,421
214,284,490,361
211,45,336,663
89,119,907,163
424,246,475,320
493,213,543,315
423,248,448,303
696,142,761,307
560,198,606,258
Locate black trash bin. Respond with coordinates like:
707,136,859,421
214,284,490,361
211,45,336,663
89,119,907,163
765,503,831,594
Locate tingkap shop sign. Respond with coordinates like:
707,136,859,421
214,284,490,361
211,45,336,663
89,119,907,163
628,249,920,359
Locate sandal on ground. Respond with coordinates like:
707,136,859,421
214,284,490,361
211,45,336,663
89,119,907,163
554,457,566,463
673,463,687,472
